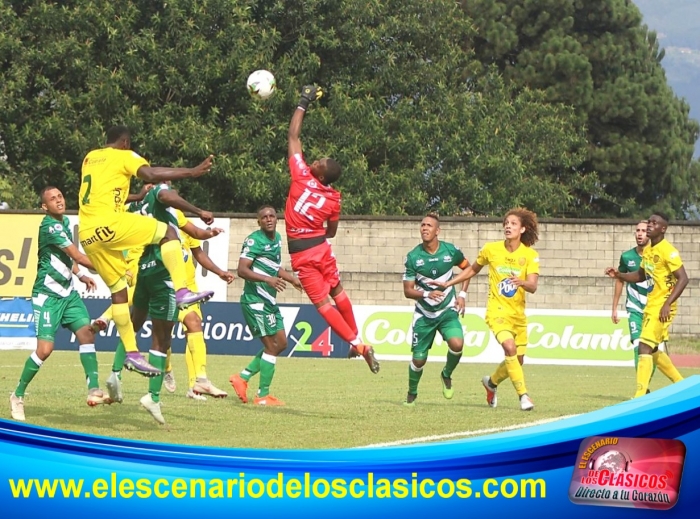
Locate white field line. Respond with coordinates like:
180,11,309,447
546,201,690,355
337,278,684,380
359,414,581,448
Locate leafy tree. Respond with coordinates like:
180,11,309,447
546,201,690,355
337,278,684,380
463,0,700,217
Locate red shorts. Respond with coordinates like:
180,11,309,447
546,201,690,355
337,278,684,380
290,240,340,304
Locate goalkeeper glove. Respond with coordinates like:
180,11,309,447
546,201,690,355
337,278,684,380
298,85,323,110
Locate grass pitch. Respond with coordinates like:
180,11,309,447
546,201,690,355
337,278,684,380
1,351,698,450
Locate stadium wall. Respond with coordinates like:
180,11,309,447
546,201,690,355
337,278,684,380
2,212,699,337
225,216,700,337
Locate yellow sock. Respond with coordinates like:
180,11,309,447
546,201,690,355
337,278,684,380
505,355,527,396
166,349,172,373
112,303,137,353
185,344,196,388
653,350,684,383
635,354,654,397
100,285,135,322
188,331,207,379
491,361,509,386
160,240,187,291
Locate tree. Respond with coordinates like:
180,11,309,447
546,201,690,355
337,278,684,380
463,0,700,218
0,0,622,216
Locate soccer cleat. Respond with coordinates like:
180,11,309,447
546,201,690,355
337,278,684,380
175,288,214,310
186,389,207,401
192,378,228,398
123,352,161,377
87,388,113,407
441,372,454,400
229,374,249,403
105,372,124,403
90,317,109,334
348,344,380,374
482,375,498,408
139,393,166,425
253,395,284,406
403,393,417,407
9,393,25,421
163,371,176,393
520,394,535,411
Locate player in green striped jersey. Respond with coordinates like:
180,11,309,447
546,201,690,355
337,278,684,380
10,187,112,421
402,213,471,406
611,220,657,383
230,206,302,406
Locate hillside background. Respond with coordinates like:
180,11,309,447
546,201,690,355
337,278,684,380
636,0,700,156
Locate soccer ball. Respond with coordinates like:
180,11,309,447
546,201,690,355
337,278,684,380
246,70,276,100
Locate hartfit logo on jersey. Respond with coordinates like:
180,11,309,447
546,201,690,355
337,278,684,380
80,226,116,247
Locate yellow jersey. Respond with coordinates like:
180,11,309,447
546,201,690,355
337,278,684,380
476,241,540,317
79,147,149,223
642,239,683,311
176,210,201,290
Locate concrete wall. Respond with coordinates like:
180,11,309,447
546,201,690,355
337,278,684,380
224,216,700,337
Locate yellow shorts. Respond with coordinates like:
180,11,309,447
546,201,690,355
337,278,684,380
640,309,675,348
79,213,167,287
487,314,528,356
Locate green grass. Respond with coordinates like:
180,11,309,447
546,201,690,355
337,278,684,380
1,351,698,450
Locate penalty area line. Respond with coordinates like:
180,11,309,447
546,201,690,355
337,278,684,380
358,414,581,448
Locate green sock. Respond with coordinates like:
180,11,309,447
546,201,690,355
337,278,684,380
79,344,99,390
257,353,277,398
408,361,424,395
241,350,263,381
148,350,167,403
113,340,127,373
15,353,43,398
442,348,462,379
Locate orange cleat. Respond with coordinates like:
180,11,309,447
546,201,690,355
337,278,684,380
253,395,285,406
229,374,249,403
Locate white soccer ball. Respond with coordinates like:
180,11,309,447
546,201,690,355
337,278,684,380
246,70,276,100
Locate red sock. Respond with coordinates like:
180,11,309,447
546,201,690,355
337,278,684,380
317,303,359,344
333,290,358,336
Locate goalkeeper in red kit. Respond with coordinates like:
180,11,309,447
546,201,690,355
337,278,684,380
284,85,379,374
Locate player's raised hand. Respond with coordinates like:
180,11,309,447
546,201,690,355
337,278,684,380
604,267,618,279
298,85,323,110
191,155,214,178
199,210,214,225
208,227,225,238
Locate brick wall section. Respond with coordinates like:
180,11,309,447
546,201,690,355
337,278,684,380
225,216,700,336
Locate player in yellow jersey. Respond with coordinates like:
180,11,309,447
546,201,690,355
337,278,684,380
78,126,216,376
436,208,540,411
605,212,687,398
161,210,234,400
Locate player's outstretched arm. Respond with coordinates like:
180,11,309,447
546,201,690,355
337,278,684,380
436,263,482,290
180,221,224,241
605,267,645,284
156,189,214,225
61,243,95,270
126,183,154,203
288,85,323,158
137,155,214,182
191,246,234,284
278,268,303,292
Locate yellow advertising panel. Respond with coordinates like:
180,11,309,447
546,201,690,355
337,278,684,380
0,214,44,297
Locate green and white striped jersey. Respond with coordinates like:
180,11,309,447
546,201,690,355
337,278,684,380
403,241,467,319
130,183,181,276
618,247,648,314
32,215,76,298
240,230,283,306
